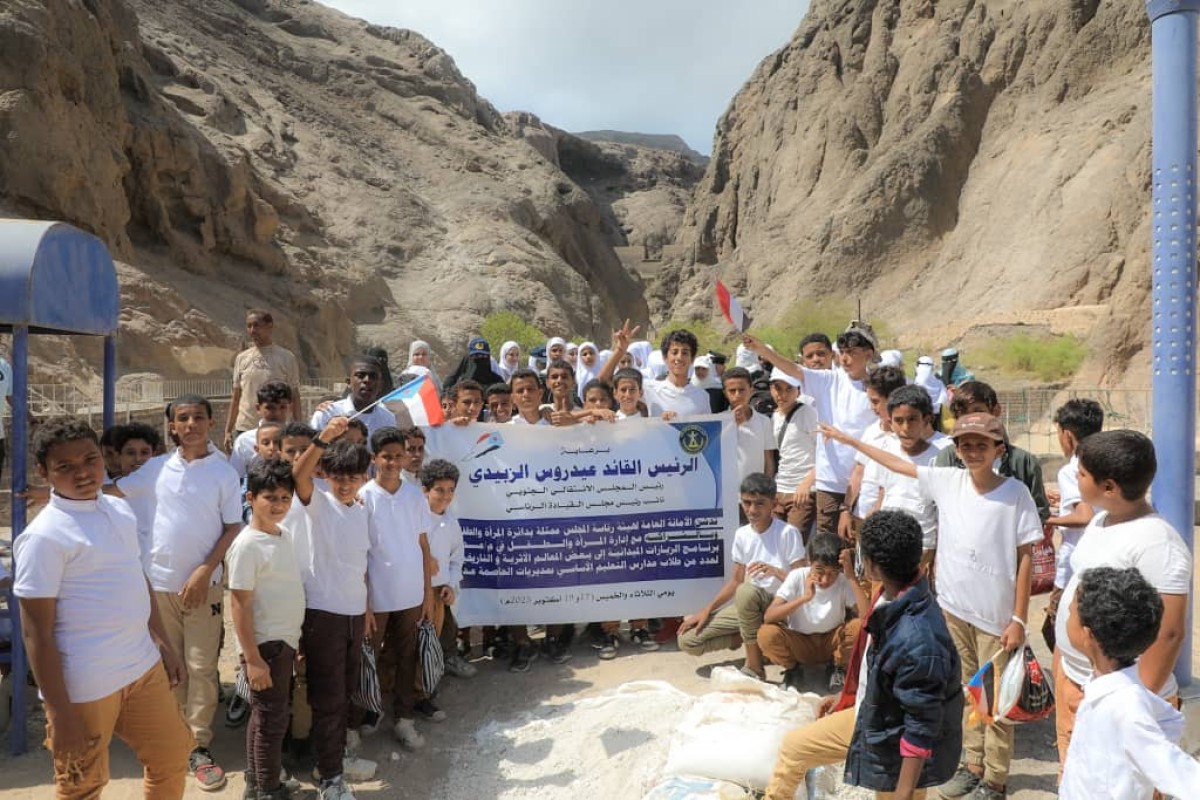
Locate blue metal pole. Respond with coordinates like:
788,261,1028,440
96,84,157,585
9,325,29,755
1147,0,1199,689
103,334,116,430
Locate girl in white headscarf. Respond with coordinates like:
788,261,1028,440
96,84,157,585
575,342,600,397
691,354,722,390
545,337,567,370
498,341,521,381
914,355,948,414
627,340,654,380
565,342,579,369
405,340,442,392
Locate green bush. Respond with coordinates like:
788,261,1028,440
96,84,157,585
656,318,734,355
480,311,546,354
750,299,892,356
977,333,1087,383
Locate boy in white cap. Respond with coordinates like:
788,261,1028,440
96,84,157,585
768,368,818,539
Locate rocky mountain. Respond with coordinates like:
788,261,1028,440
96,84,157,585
575,131,708,165
0,0,649,381
667,0,1154,383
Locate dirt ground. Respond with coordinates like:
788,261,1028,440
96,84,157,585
0,596,1084,800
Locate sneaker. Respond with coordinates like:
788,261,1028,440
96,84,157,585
444,653,478,678
393,717,425,749
344,728,362,754
415,698,447,722
630,628,660,651
257,786,293,800
243,770,257,800
598,633,619,660
939,766,982,798
319,776,356,800
225,694,250,728
509,643,537,673
738,665,764,681
587,622,607,649
358,710,381,737
544,636,573,664
828,665,846,692
782,666,803,691
279,769,301,793
968,784,1006,799
341,755,377,782
189,747,228,792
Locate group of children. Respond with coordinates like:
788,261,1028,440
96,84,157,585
9,312,1198,800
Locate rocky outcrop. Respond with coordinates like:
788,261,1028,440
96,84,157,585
0,0,648,380
669,0,1153,383
576,131,708,165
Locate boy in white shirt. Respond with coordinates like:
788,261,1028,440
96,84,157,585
229,381,293,477
842,365,907,540
678,473,807,679
1041,399,1102,644
1051,431,1191,767
15,418,192,799
644,329,710,419
508,369,551,425
745,328,878,534
110,422,162,564
310,356,398,443
722,366,776,480
761,532,867,692
822,413,1043,799
293,417,377,799
768,368,818,538
360,426,436,746
227,460,305,800
106,395,243,791
420,459,478,679
1060,567,1200,799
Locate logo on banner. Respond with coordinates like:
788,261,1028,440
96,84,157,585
678,425,709,455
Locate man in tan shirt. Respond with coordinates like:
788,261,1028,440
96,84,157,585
224,309,301,451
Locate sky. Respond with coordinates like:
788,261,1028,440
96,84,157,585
323,1,811,154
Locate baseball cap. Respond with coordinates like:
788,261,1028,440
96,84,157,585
950,413,1006,442
469,337,490,355
769,367,801,388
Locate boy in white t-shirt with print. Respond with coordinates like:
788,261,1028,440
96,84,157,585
768,368,818,538
360,426,436,747
722,366,776,480
823,413,1042,799
1041,399,1102,643
678,473,807,679
1050,430,1192,768
645,329,710,419
227,460,305,800
419,458,479,679
761,532,867,693
105,395,243,791
1059,567,1200,799
16,418,193,799
293,417,377,799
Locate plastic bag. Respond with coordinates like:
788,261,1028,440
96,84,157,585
1002,646,1055,724
351,638,383,716
418,620,445,695
1030,524,1056,596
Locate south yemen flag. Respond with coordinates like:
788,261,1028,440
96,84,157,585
716,279,752,332
380,374,444,427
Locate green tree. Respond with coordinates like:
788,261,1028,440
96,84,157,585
480,311,546,354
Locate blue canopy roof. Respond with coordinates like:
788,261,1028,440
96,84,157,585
0,220,120,335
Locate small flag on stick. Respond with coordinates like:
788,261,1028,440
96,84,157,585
369,374,445,427
716,279,752,332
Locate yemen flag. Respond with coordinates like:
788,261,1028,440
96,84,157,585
716,279,752,332
380,374,444,427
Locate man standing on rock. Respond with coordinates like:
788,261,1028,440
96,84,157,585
224,310,302,452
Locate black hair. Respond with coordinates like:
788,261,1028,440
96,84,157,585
739,472,777,498
255,380,293,405
255,421,285,446
613,368,644,391
246,458,296,496
370,426,405,452
113,422,162,454
485,382,512,399
949,380,999,417
508,368,542,389
582,379,614,405
799,332,832,351
546,359,575,380
346,418,369,440
1076,566,1163,668
397,426,427,446
858,510,923,583
166,394,213,421
835,329,876,352
886,384,933,418
99,425,121,449
722,366,753,386
34,417,99,468
1054,399,1104,441
661,329,699,359
1077,430,1156,501
865,365,907,399
280,422,316,441
246,308,273,324
348,354,384,374
449,379,484,402
419,458,461,489
319,440,372,477
807,532,845,568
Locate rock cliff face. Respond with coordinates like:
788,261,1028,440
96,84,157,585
0,0,648,380
670,0,1153,382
